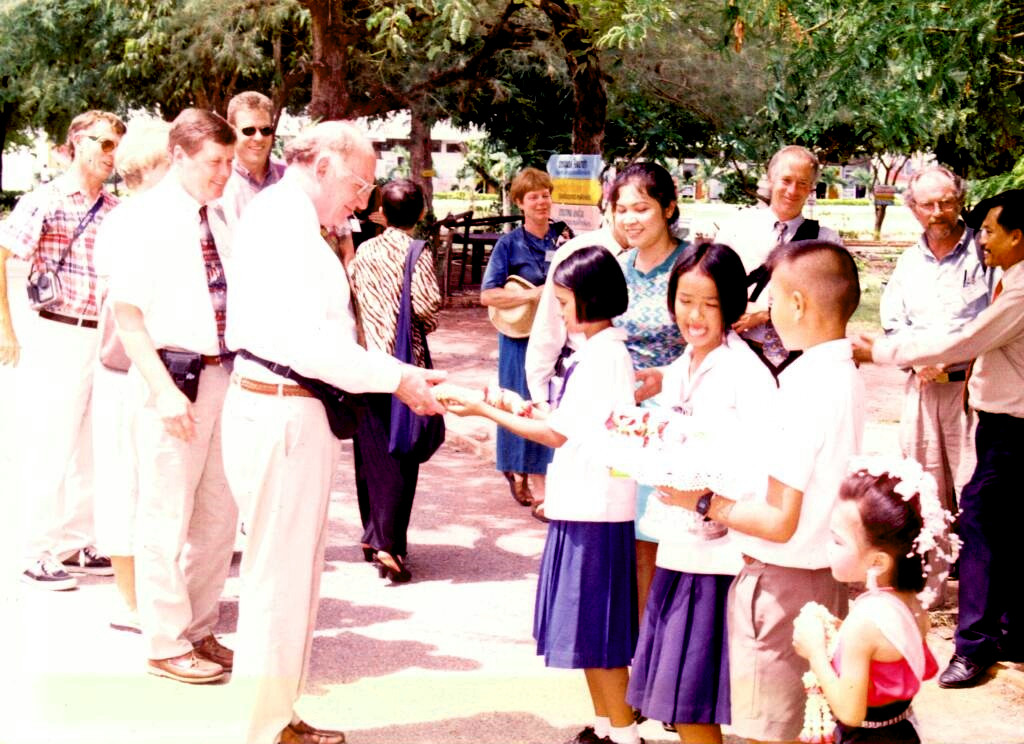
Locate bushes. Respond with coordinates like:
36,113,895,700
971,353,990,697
1,190,24,215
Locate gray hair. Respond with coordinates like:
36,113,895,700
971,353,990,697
904,165,966,207
767,145,821,183
283,120,374,167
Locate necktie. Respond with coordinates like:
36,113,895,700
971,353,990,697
774,220,787,245
962,278,1003,413
199,205,228,356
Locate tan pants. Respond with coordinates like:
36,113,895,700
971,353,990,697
133,364,237,660
899,373,976,514
221,383,340,744
900,374,975,604
18,313,98,564
728,559,847,742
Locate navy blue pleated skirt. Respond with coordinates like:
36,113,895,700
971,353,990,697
627,567,732,724
534,519,638,669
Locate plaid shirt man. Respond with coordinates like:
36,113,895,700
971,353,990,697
0,173,119,319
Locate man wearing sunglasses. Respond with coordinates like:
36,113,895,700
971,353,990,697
217,91,286,231
0,109,125,590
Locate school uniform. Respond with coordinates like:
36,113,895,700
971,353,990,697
533,327,638,669
728,338,864,742
628,332,775,725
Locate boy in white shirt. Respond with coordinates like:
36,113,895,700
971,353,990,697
660,240,864,742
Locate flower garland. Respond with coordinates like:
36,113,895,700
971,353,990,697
797,602,841,743
847,455,961,608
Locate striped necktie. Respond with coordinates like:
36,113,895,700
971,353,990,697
199,205,228,356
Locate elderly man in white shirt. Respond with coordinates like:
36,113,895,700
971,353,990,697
715,145,841,376
111,108,239,684
221,120,445,744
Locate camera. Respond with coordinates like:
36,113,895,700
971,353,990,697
26,270,63,310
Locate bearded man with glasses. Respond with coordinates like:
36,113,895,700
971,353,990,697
879,165,997,604
0,109,126,589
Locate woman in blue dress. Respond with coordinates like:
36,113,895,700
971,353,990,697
609,162,688,617
481,167,569,512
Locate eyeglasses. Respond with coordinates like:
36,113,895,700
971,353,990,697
240,126,275,137
340,167,375,196
914,198,959,212
83,135,118,153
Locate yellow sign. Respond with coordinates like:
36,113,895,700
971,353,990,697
551,178,602,206
421,169,436,177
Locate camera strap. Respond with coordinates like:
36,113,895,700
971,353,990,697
36,195,105,279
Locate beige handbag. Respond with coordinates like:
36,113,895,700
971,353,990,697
487,275,538,338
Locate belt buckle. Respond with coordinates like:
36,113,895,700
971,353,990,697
934,372,950,384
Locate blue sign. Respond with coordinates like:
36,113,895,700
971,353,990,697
546,154,604,180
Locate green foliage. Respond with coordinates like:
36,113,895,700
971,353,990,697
718,168,757,205
729,0,1024,178
969,157,1024,202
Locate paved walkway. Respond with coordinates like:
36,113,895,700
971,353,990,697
2,275,1022,744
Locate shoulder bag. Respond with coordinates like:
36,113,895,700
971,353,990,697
388,239,445,462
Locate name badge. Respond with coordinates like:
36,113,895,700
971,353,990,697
545,249,556,262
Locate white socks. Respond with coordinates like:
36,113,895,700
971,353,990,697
593,716,611,738
608,722,641,744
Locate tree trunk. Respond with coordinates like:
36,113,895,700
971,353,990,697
0,102,10,190
873,204,887,239
303,0,358,120
407,101,435,219
537,0,606,155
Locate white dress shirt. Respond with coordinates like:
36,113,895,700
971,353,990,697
525,225,625,401
226,171,402,393
654,332,777,576
734,338,865,569
108,174,221,355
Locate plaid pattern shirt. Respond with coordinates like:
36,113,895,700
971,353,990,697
0,174,119,318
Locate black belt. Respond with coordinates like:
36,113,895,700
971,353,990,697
39,309,98,329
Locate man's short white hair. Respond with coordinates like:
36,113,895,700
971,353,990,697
767,145,821,183
283,121,374,167
904,165,966,208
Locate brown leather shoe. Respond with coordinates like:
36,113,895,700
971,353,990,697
147,651,224,684
192,634,234,671
280,719,346,744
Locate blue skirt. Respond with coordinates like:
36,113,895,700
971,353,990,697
627,568,732,724
496,333,553,474
534,519,638,669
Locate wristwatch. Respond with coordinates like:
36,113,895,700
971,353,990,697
695,491,714,520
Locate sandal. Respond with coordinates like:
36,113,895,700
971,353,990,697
531,501,550,523
503,471,533,506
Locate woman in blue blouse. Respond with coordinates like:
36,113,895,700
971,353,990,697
610,162,688,616
481,168,568,513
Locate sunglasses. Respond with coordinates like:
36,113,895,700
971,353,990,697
84,135,118,154
240,126,275,137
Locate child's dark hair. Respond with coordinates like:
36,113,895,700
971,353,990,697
766,239,861,323
666,242,748,327
552,245,629,322
380,179,424,229
609,162,680,225
839,470,927,592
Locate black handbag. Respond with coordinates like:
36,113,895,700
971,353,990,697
236,348,363,439
387,240,445,462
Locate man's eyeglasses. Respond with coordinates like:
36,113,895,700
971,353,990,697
240,126,275,137
84,135,118,154
340,166,375,196
915,198,959,213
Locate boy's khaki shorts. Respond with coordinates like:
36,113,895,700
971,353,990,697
727,558,847,742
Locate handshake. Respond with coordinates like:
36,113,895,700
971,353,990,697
432,382,547,419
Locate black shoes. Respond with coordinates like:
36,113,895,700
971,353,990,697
938,654,992,688
374,551,412,583
62,546,114,576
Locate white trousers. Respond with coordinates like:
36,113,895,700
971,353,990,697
133,364,238,660
221,383,339,744
91,362,138,556
18,313,98,565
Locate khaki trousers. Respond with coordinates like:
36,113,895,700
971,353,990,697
18,313,98,564
133,364,237,660
899,374,976,604
221,384,339,744
899,373,976,514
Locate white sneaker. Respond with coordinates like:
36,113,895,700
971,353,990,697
21,557,78,591
110,609,141,634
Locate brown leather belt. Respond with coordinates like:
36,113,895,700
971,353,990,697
39,309,98,329
202,355,224,366
233,375,314,398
